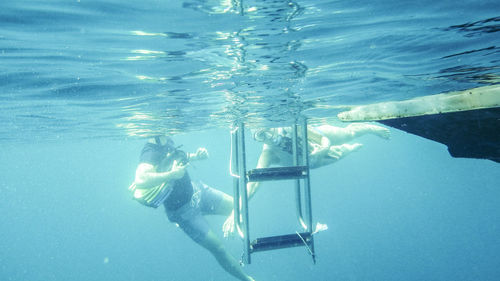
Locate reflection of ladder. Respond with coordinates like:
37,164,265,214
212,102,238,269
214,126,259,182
230,118,315,264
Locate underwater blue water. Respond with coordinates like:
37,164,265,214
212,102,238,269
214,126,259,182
1,0,499,280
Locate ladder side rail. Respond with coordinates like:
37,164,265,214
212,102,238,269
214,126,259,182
300,119,313,230
292,123,307,230
231,127,244,238
237,123,251,264
300,118,316,263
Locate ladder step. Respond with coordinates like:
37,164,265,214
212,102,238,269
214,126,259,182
250,232,313,253
247,166,308,182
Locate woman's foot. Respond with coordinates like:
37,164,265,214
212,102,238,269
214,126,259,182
369,125,391,140
348,123,391,140
328,143,363,159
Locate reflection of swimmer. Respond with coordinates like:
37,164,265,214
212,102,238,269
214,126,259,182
130,136,255,281
223,123,390,237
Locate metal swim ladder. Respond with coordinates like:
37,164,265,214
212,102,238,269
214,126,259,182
230,118,316,264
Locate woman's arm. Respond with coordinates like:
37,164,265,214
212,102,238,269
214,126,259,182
134,161,186,189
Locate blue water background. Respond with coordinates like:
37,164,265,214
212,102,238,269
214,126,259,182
1,0,499,280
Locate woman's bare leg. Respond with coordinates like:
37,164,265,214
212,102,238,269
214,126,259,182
309,143,363,168
198,230,255,281
315,123,390,145
328,143,363,160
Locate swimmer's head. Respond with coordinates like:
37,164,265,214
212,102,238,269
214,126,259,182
252,128,278,144
149,135,175,150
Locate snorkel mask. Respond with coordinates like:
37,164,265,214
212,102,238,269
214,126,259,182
154,136,189,165
252,129,266,142
252,128,280,145
154,135,175,151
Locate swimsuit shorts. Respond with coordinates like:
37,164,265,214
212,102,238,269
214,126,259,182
165,181,226,243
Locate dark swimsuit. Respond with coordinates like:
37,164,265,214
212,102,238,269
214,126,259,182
139,142,226,242
140,142,193,210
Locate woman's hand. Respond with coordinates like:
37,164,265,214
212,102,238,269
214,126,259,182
169,160,187,180
189,147,209,161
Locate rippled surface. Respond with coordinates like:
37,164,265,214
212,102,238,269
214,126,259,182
1,0,498,141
